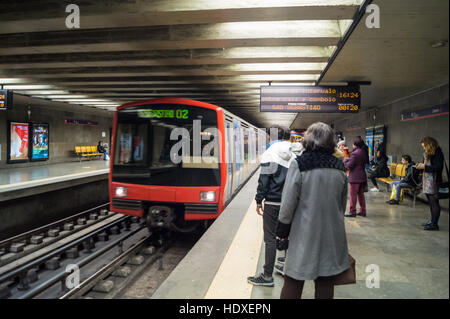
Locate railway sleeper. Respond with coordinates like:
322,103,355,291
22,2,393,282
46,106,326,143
92,280,114,293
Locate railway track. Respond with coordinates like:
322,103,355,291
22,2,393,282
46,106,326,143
0,204,174,299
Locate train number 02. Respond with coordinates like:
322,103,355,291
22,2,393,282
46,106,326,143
176,109,189,119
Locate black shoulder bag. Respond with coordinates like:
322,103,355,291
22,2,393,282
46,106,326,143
438,159,449,200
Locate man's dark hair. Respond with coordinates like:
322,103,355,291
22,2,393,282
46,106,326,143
402,154,412,163
269,125,291,141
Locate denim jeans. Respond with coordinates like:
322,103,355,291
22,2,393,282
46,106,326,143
391,181,410,201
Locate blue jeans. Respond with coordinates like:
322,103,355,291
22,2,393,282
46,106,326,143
391,181,410,201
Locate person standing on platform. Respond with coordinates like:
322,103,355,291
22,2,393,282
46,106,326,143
247,126,295,287
344,137,368,217
416,137,445,231
276,122,349,299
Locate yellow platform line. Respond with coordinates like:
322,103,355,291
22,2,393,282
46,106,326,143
204,200,263,299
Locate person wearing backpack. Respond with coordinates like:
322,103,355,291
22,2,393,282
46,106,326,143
386,155,420,205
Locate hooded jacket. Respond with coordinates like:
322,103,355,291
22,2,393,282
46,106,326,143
255,141,295,205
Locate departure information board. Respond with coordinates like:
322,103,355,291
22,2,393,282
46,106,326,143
0,90,13,110
260,85,360,113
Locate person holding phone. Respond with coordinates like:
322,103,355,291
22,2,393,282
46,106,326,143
416,137,444,231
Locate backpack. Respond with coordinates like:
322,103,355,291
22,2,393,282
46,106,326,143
411,166,422,186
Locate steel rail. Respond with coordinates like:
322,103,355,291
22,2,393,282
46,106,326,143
60,235,151,299
17,224,147,299
0,215,130,284
0,202,110,250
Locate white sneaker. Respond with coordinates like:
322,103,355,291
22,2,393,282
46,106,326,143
370,187,380,192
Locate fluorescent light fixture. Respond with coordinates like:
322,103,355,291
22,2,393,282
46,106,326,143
219,46,336,58
228,63,328,72
35,95,89,98
0,78,31,84
219,75,319,81
17,90,70,95
52,99,116,102
194,20,349,39
4,85,56,90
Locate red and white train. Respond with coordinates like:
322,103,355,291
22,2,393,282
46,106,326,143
109,98,262,232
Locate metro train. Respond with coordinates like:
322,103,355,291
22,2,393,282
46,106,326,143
109,98,263,233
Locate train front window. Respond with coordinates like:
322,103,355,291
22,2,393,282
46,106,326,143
113,104,220,187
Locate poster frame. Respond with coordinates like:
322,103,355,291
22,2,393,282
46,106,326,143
30,122,50,162
7,120,30,164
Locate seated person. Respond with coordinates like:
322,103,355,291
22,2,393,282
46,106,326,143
386,155,420,205
367,148,390,192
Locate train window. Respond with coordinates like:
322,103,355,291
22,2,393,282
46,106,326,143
113,104,220,187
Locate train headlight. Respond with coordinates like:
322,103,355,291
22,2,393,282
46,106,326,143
115,187,128,197
200,191,216,202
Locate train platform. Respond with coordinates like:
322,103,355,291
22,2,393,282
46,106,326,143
0,160,109,201
153,170,449,299
0,160,110,240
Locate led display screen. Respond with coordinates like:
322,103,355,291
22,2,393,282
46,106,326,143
260,85,360,113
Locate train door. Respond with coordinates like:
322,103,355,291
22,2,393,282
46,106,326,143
224,120,234,203
233,119,242,192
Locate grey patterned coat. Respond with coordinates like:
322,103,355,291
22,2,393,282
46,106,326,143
277,152,350,280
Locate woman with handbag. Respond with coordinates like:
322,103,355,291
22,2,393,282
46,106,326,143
416,137,445,231
276,122,350,299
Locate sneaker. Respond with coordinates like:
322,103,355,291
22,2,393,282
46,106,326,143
277,256,286,264
247,273,274,287
274,264,285,276
370,187,380,192
344,213,357,217
422,220,432,227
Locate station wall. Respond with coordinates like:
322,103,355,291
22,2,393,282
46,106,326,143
0,94,114,168
332,83,449,208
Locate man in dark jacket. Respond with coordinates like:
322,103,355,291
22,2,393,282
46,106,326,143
247,126,295,287
386,155,419,205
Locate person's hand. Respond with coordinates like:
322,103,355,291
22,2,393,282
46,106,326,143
416,163,425,170
256,205,263,216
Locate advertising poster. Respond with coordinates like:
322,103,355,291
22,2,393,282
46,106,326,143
9,122,29,162
31,123,49,161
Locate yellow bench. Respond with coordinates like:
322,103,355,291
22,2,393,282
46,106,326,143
75,146,103,161
377,162,422,207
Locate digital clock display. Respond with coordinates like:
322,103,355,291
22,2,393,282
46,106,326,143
260,85,360,113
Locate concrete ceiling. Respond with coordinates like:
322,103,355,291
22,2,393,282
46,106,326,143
0,0,365,127
1,0,448,129
292,0,449,129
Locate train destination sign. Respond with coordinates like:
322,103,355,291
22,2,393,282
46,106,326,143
260,85,360,113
